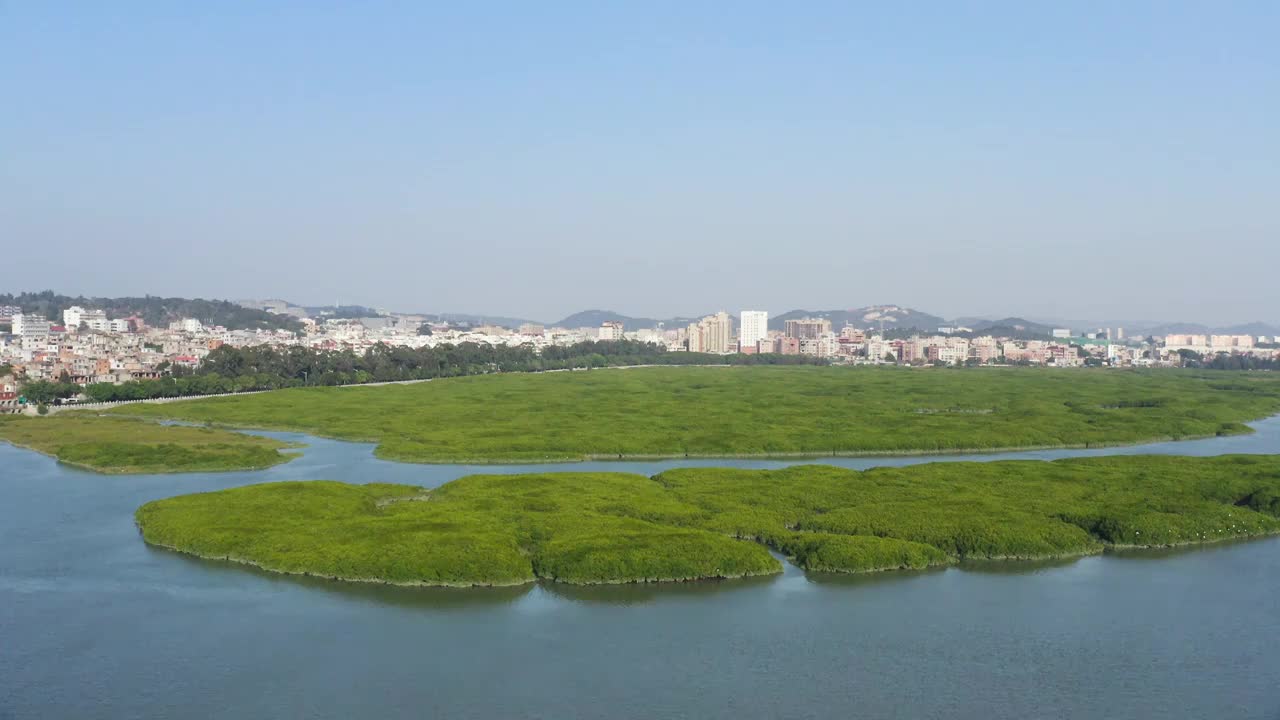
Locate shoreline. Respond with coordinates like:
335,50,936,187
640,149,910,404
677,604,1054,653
138,524,1280,589
0,436,302,475
138,533,784,588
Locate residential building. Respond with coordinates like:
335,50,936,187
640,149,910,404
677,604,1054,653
1210,335,1254,350
63,306,86,328
1164,334,1207,348
83,309,110,332
170,318,204,333
738,311,768,351
14,314,52,340
839,325,866,342
784,317,831,340
598,321,624,341
687,312,733,354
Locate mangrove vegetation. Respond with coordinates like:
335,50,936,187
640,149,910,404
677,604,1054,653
135,454,1280,586
115,366,1280,462
0,415,298,473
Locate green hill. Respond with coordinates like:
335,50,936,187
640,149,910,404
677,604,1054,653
1,290,302,332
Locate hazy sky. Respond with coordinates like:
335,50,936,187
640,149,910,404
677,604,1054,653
3,2,1277,324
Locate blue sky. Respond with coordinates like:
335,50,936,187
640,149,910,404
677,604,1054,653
2,2,1276,323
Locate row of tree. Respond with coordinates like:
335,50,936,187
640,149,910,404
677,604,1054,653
56,339,823,403
1177,350,1280,371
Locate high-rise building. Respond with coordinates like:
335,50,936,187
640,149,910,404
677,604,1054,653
784,317,831,340
703,312,733,354
687,312,733,354
685,322,703,353
739,311,768,351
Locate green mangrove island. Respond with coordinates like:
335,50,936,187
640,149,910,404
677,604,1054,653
114,366,1280,462
0,415,298,474
135,454,1280,586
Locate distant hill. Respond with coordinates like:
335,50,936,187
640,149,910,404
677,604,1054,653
250,299,542,329
967,317,1057,336
949,316,993,328
555,310,654,330
1220,322,1280,336
1140,322,1212,337
2,291,302,332
303,304,385,320
553,309,700,331
771,305,946,332
1137,322,1280,338
430,312,544,329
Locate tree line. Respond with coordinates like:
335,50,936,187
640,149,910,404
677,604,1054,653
42,339,822,403
1177,350,1280,371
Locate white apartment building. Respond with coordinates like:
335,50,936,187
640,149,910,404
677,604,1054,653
14,314,53,339
64,306,110,330
63,306,85,328
739,310,768,350
170,318,204,333
598,321,624,341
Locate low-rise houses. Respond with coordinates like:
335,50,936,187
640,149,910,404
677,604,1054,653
0,375,20,414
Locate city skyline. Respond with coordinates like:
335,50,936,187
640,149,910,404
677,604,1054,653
4,288,1279,334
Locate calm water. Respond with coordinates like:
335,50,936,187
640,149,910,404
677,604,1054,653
4,419,1280,719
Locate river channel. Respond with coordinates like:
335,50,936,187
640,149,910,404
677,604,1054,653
4,418,1279,718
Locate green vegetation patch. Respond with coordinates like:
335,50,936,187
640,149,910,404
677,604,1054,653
0,415,297,473
136,474,781,586
136,455,1280,586
114,367,1280,462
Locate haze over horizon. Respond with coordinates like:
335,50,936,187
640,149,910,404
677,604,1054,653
3,3,1276,325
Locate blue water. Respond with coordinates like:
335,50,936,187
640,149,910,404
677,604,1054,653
3,418,1279,719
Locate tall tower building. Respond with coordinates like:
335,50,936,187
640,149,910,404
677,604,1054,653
739,311,768,350
688,312,733,353
703,311,733,354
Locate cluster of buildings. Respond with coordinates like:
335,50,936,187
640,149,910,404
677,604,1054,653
665,311,1280,368
0,305,294,388
1161,334,1268,353
3,302,1278,400
668,311,1118,366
